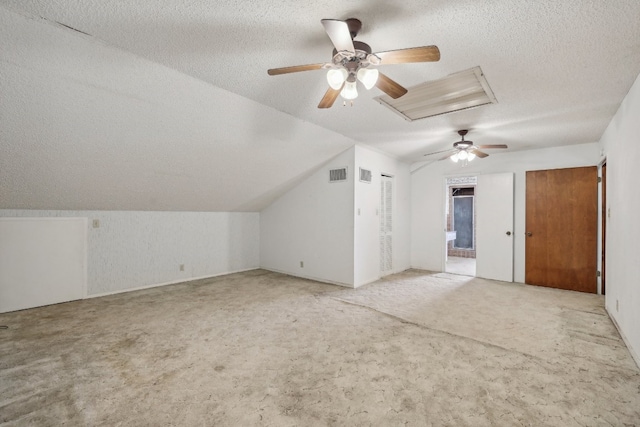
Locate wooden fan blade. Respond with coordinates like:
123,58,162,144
321,19,355,54
268,63,326,76
477,144,508,149
470,149,489,158
318,86,342,109
375,45,440,64
376,72,408,99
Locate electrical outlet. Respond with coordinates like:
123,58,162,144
300,261,304,268
92,219,100,228
180,264,185,272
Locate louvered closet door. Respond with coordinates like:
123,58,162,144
380,175,393,276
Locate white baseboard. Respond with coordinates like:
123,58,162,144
606,308,640,370
260,268,353,289
410,265,443,273
87,267,260,299
354,276,381,288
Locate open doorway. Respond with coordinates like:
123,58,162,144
444,177,476,276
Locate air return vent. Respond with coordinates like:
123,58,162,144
329,167,348,183
375,66,497,121
359,168,372,183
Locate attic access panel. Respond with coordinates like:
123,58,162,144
375,66,497,121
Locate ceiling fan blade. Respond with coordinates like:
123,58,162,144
477,144,508,149
318,86,342,109
424,148,455,157
376,72,408,99
470,149,489,158
439,151,457,161
375,45,440,65
321,19,355,54
268,63,326,76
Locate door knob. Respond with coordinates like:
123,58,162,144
526,232,532,237
506,231,512,236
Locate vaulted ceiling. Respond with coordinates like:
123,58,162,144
1,1,640,211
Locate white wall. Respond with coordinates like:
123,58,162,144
260,148,356,286
354,146,411,287
0,210,259,296
260,145,411,288
0,218,87,312
411,143,600,283
599,72,640,366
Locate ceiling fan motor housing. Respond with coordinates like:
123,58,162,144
454,141,473,149
332,41,378,82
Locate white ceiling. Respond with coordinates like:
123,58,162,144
1,1,640,211
4,0,639,160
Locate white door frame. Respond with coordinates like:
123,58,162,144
442,175,478,272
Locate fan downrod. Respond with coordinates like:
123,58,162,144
345,18,362,39
454,130,472,149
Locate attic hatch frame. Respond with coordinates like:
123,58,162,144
375,66,497,122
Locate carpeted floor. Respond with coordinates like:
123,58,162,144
1,269,638,426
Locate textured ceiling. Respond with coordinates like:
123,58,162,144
1,1,640,212
3,0,639,163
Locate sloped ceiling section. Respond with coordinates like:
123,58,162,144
0,7,355,211
2,1,640,212
2,0,639,163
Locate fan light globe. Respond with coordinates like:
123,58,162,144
340,81,358,100
357,68,379,90
327,69,348,90
366,54,381,66
458,150,468,160
450,153,459,162
467,152,476,161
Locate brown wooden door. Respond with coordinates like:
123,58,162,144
525,166,598,293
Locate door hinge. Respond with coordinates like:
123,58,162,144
597,271,601,277
597,177,602,183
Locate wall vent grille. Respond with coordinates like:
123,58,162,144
329,167,347,183
359,168,372,183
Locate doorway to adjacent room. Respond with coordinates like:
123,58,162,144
444,177,476,276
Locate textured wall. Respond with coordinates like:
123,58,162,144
0,210,259,295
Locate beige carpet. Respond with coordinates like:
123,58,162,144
1,269,638,426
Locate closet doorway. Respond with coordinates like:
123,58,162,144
380,174,393,276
